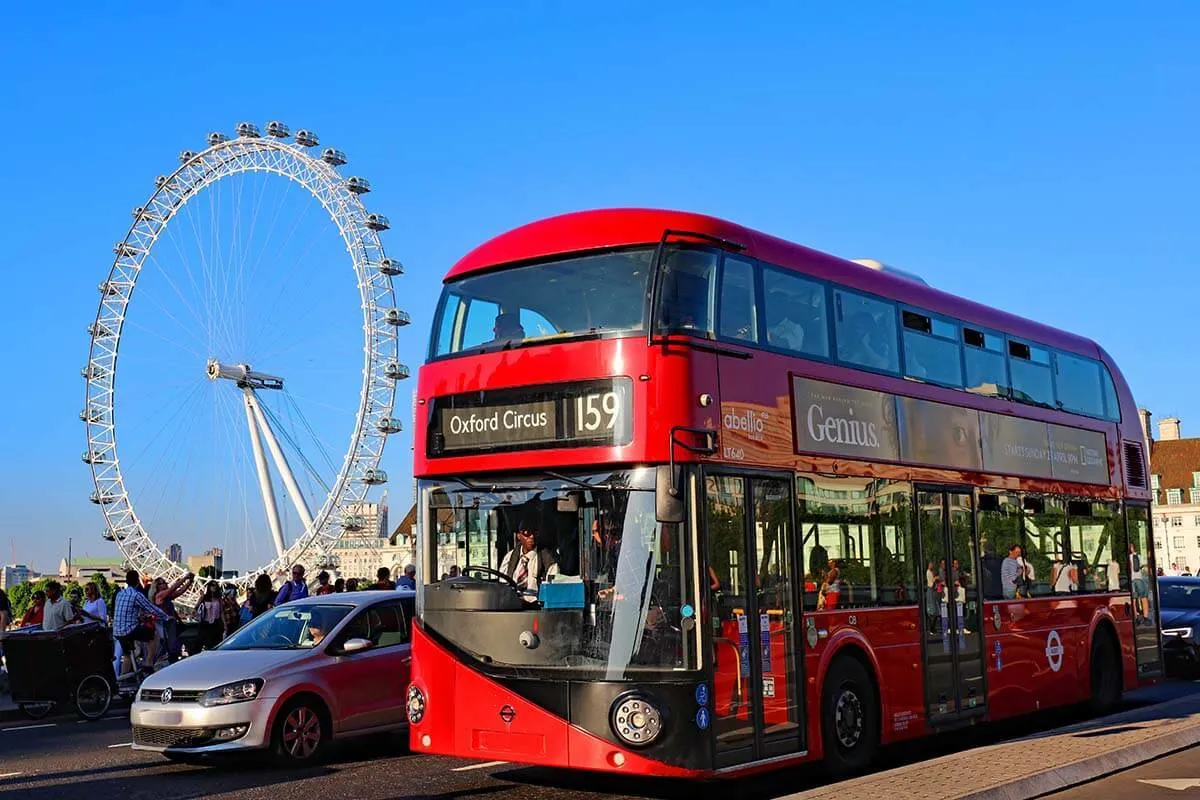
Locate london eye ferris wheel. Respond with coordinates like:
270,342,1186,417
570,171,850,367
82,121,409,596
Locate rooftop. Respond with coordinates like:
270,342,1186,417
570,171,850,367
1149,417,1200,502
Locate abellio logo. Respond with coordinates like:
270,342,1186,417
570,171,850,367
723,408,767,442
806,403,881,449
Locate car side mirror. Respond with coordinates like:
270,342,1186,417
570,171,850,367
340,637,373,654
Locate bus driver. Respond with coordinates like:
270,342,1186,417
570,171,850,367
499,522,559,599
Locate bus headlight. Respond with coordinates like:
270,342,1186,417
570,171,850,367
407,685,426,724
610,694,663,747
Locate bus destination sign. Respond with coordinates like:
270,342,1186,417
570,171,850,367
430,377,633,456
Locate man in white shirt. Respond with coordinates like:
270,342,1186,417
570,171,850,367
41,581,80,632
499,523,558,598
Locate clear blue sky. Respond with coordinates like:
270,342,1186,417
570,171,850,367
2,4,1197,574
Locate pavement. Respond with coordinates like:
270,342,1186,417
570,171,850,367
783,681,1200,800
2,681,1200,799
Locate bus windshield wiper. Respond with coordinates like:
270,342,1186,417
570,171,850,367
545,471,619,492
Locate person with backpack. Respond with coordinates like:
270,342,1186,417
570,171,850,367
274,564,310,606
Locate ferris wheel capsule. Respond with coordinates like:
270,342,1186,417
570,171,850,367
90,491,116,505
383,362,410,380
236,122,261,138
80,406,104,423
377,258,403,276
383,309,410,326
377,417,403,434
366,213,391,232
99,281,121,296
295,129,319,147
266,121,290,138
362,468,388,485
346,176,371,194
207,131,229,146
321,148,347,166
179,150,196,164
114,242,145,257
82,364,108,380
342,514,366,531
102,529,116,542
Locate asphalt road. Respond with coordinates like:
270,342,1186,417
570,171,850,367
1045,745,1200,799
0,690,1186,800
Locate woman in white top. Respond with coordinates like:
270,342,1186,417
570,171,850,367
82,581,108,624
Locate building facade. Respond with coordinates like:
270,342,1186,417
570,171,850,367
186,547,224,576
166,543,183,564
1,564,33,590
1146,413,1200,575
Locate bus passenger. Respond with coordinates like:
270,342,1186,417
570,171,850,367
486,312,525,348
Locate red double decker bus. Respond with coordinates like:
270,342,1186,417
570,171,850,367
406,208,1162,778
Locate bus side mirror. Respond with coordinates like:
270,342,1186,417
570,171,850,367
656,465,684,523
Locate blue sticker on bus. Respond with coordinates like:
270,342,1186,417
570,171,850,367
681,604,695,618
696,707,710,730
695,683,709,706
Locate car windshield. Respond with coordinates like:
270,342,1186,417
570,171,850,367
217,604,354,650
1160,581,1200,610
419,469,696,677
430,247,654,357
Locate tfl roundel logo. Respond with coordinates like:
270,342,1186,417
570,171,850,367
499,705,516,724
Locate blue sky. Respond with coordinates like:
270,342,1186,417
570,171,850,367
1,4,1197,574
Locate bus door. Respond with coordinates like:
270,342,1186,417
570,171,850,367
704,473,804,768
916,487,987,724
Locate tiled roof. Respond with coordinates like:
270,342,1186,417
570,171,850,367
1149,436,1200,502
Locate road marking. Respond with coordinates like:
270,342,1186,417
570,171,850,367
0,773,22,779
107,742,133,748
451,760,507,772
1137,779,1200,791
3,724,56,732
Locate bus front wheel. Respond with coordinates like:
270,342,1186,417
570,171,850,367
820,656,879,776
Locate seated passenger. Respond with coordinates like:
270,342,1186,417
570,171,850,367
499,522,559,598
766,290,806,351
484,312,525,348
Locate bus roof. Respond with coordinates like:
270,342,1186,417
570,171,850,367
446,207,1101,359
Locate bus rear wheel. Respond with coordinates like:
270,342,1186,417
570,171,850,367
1089,630,1121,713
821,656,879,776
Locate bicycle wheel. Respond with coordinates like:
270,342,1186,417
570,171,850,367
19,701,55,720
75,673,113,720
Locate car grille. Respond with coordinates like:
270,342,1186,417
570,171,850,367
133,726,214,749
139,689,203,703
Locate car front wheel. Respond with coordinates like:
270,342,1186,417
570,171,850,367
271,698,329,766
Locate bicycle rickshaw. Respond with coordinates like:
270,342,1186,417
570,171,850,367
5,622,117,720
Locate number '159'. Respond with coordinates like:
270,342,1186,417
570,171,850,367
574,392,619,432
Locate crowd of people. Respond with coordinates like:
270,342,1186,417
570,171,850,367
0,563,418,676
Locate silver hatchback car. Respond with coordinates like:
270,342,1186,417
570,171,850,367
131,589,414,764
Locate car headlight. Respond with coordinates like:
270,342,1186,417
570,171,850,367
200,679,264,707
1163,627,1194,639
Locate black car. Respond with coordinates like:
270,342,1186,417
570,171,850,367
1159,577,1200,675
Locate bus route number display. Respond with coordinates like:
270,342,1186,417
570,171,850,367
432,378,633,455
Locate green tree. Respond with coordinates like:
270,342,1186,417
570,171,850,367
8,581,31,622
